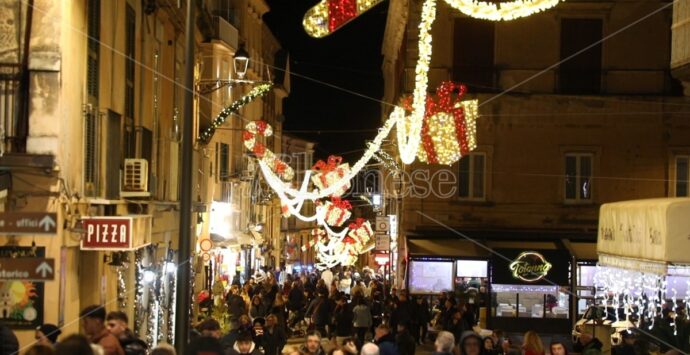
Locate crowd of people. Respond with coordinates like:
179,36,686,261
2,267,688,355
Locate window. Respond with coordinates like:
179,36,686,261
220,143,230,179
676,156,689,197
458,153,486,200
560,19,603,94
564,153,592,202
453,18,495,92
124,4,136,158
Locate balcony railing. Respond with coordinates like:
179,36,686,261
0,63,25,155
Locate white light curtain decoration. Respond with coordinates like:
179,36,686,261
446,0,563,21
593,265,687,332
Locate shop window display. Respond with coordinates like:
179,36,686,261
491,284,569,318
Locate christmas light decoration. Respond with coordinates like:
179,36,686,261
593,265,690,331
413,82,478,165
117,267,127,310
198,83,272,144
396,0,437,165
303,0,385,38
320,197,353,227
347,218,374,253
446,0,563,21
311,156,351,197
243,120,294,181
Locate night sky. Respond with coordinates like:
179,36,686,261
264,1,389,161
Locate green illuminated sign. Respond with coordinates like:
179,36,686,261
509,251,552,282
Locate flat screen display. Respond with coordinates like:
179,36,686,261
408,260,453,294
456,260,488,277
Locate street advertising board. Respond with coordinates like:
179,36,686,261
0,246,46,329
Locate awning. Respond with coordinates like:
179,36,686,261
597,197,690,273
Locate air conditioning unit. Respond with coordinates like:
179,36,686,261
121,159,150,197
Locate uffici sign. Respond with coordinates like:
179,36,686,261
509,251,552,282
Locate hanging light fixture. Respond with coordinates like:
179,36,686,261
234,44,250,79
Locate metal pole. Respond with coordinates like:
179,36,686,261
175,0,195,352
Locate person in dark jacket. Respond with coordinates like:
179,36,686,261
310,291,332,337
54,334,94,355
414,296,431,345
447,310,470,345
374,324,399,355
249,295,266,320
460,332,485,355
106,311,147,355
333,294,354,343
288,281,305,312
221,315,253,351
227,331,263,355
395,323,416,355
262,314,287,355
251,317,266,350
227,285,248,329
35,323,61,347
0,324,19,355
390,291,413,336
299,330,326,355
573,333,603,355
186,334,224,355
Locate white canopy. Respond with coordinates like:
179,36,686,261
597,198,690,274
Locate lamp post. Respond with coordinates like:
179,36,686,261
175,0,195,353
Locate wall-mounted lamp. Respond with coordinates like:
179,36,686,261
104,252,129,268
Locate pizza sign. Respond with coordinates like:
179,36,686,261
509,251,552,282
81,217,132,250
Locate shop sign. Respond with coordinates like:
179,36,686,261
81,217,132,250
509,251,552,282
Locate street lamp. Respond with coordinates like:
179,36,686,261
234,44,250,79
196,44,258,95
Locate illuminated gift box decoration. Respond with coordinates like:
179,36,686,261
311,155,351,197
320,197,352,227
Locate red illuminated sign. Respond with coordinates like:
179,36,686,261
81,217,132,250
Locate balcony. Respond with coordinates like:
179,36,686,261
0,63,54,170
213,16,239,50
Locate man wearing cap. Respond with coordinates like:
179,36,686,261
80,305,124,355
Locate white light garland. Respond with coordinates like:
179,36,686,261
396,0,437,164
445,0,563,21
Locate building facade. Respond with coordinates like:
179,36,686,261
0,0,288,348
382,0,690,334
